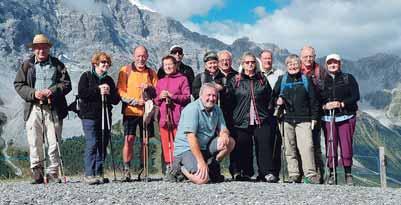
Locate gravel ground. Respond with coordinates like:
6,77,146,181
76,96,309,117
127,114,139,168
1,177,400,205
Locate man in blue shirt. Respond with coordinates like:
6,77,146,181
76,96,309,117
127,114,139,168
171,83,235,184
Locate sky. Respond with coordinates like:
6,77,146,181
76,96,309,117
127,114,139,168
132,0,401,60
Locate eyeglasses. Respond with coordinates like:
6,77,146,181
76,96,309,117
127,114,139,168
100,60,110,65
171,51,183,55
244,61,256,65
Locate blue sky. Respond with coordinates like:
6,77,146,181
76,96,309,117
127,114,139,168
134,0,401,59
191,0,287,24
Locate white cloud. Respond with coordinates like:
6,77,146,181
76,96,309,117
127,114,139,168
131,0,401,59
253,6,268,18
184,0,401,59
139,0,224,21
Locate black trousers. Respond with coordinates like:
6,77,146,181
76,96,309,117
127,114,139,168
230,119,279,177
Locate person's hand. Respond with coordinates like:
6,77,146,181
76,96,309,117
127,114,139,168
324,101,341,110
35,90,45,101
215,83,223,91
195,160,209,181
219,135,229,149
160,90,169,99
99,84,110,95
137,99,145,106
42,89,53,97
276,97,284,106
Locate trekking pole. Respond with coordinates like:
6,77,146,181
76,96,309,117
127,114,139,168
280,119,286,183
166,98,174,169
48,99,67,183
39,101,48,184
101,95,106,181
141,100,150,182
329,109,337,185
104,96,117,182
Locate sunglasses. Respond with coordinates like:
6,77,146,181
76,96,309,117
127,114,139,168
244,61,256,65
100,60,110,65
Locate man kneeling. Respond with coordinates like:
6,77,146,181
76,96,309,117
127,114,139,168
169,83,235,184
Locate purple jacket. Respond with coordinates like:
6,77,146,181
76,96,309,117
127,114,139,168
155,72,191,128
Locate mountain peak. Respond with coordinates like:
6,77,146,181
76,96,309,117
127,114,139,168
128,0,155,12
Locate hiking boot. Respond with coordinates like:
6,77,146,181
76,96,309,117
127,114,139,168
121,169,132,182
287,175,301,183
345,174,353,186
234,174,251,181
256,175,267,182
30,167,44,184
96,176,109,184
47,173,62,184
326,173,337,185
265,174,279,183
84,176,99,185
304,175,320,184
208,159,225,183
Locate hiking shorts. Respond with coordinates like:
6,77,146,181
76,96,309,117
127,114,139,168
175,137,221,173
123,116,143,136
123,116,155,137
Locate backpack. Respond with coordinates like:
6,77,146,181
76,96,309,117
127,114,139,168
279,73,309,96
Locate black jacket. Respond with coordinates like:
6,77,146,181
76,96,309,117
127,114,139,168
227,72,272,129
157,62,195,94
192,70,225,99
319,71,360,116
219,68,238,129
14,55,71,121
78,70,120,120
273,72,319,122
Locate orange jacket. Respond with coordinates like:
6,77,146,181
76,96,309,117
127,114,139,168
117,64,158,116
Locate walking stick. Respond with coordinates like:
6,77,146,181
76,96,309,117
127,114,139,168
328,109,337,185
166,98,174,169
101,95,106,181
103,95,117,182
39,101,48,184
141,100,153,182
280,118,286,183
48,98,67,183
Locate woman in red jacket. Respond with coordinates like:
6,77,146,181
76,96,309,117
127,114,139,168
155,55,191,171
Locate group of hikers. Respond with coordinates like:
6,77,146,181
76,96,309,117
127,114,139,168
14,34,360,186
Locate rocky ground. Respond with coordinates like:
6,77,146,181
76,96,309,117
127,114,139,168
1,177,400,205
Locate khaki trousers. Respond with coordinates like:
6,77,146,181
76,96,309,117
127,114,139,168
282,121,317,178
26,104,62,174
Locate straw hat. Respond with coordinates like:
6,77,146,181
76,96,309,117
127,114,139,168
27,34,52,48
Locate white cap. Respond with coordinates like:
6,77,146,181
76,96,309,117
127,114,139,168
169,45,182,52
325,54,341,63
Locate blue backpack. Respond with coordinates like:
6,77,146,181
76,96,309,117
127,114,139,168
279,73,309,96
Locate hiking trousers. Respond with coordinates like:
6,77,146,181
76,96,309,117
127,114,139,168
283,121,317,178
323,116,356,168
26,104,62,175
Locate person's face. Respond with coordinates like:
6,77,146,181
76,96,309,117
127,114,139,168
286,59,301,75
205,60,219,74
171,51,184,62
95,56,111,75
133,47,148,69
326,59,341,74
163,58,177,75
218,53,232,72
260,52,273,71
242,56,256,75
33,43,50,62
300,48,315,67
200,86,218,110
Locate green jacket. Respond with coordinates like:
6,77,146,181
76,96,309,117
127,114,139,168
14,55,72,121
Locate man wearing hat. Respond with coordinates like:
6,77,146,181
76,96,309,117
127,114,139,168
191,51,224,99
157,45,195,94
14,34,71,184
